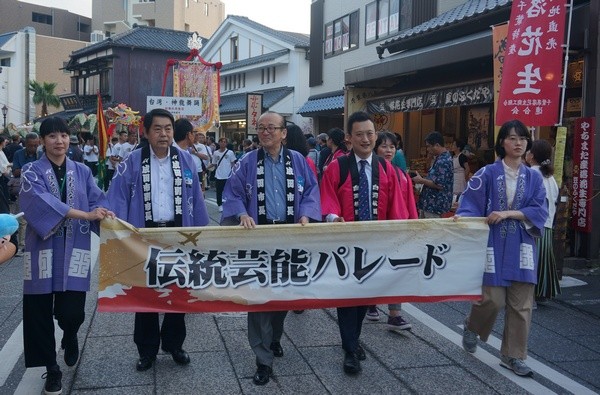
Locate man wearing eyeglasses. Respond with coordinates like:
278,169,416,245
221,111,321,386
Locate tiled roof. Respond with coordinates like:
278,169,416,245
71,26,205,58
0,32,16,49
297,91,344,115
227,15,310,48
221,49,289,72
378,0,510,55
219,87,294,115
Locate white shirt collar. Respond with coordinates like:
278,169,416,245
353,152,373,166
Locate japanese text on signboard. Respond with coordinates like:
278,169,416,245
144,243,450,289
496,0,567,126
246,93,263,132
147,96,202,117
571,118,595,232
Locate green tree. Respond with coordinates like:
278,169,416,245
29,80,61,117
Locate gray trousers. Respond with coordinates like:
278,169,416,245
247,311,288,367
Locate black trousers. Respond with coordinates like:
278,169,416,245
104,169,115,191
134,312,186,358
23,291,86,368
337,306,368,353
215,178,227,206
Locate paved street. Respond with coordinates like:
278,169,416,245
1,189,599,394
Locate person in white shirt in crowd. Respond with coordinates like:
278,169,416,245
192,129,211,191
104,136,119,190
211,137,236,212
83,136,99,177
118,131,138,161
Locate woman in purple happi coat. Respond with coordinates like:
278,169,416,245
456,119,547,378
20,117,114,395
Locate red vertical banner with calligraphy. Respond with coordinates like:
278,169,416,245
246,93,263,135
571,118,595,233
496,0,567,126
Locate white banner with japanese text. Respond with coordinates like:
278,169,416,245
97,218,489,313
147,96,202,117
496,0,567,126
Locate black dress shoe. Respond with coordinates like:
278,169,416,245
253,364,272,385
61,334,79,367
355,345,366,361
136,356,156,371
165,348,190,365
270,342,284,357
343,351,361,375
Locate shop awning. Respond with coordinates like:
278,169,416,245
345,30,492,87
297,91,344,116
219,87,294,115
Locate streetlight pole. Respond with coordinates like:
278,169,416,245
1,105,7,129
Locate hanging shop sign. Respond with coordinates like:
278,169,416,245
571,117,595,233
246,93,263,133
368,82,493,113
496,1,567,126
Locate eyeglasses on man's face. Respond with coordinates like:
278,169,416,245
256,125,285,133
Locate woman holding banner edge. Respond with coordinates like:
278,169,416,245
455,119,547,378
20,117,114,395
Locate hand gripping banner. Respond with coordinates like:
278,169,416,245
98,218,490,313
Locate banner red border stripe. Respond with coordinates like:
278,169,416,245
97,286,480,313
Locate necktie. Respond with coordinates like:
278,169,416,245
358,160,371,221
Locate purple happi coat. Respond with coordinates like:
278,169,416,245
456,160,548,286
20,155,109,294
221,148,321,224
107,146,209,228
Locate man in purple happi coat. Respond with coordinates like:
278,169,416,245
107,108,209,372
221,111,321,385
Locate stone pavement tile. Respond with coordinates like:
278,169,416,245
386,311,531,395
73,335,152,390
573,335,600,354
88,312,134,337
531,302,600,337
554,360,600,392
219,328,259,378
0,296,22,327
301,345,411,393
179,313,224,352
220,326,314,379
213,312,247,332
71,385,154,394
398,365,501,395
156,351,241,395
238,374,328,394
528,325,599,362
360,321,452,370
284,309,342,347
